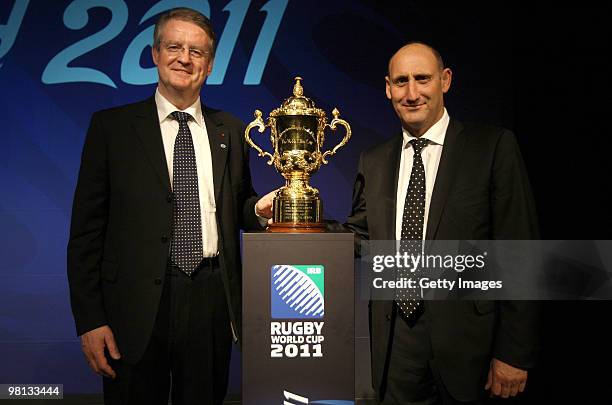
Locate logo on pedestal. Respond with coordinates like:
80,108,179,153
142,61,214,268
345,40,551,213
271,265,324,319
283,390,354,404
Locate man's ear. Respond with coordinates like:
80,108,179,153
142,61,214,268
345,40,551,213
152,46,160,66
206,58,214,78
441,68,452,93
385,76,392,100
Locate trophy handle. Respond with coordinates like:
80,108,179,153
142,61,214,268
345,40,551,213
245,110,274,165
321,108,352,164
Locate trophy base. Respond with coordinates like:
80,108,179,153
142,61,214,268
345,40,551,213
267,222,326,233
269,196,325,233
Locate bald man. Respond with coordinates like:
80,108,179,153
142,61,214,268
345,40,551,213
343,42,539,404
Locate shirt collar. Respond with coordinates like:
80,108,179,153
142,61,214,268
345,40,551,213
402,108,450,149
155,88,204,127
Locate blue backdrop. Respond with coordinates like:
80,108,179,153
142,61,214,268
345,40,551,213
1,0,609,400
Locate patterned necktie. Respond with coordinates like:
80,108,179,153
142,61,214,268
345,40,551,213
170,111,203,276
397,137,428,319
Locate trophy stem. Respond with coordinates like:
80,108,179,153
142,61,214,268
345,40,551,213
284,175,309,191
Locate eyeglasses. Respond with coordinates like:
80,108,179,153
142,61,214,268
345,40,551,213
162,42,212,60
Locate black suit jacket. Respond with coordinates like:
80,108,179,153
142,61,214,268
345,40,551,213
345,118,539,401
67,96,261,364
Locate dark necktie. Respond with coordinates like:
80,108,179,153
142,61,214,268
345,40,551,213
397,137,428,319
170,111,203,276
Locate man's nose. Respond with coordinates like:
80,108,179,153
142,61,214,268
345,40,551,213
177,48,192,64
404,81,419,101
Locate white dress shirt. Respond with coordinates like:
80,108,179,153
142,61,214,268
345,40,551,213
155,88,218,256
395,108,450,240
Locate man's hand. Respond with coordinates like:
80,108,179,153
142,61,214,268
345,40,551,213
80,325,121,379
256,190,277,221
485,358,528,398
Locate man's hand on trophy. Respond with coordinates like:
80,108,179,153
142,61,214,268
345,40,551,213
256,189,277,224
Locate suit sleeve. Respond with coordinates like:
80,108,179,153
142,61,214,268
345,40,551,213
491,129,540,240
239,123,264,232
342,152,371,255
67,112,109,336
490,129,540,369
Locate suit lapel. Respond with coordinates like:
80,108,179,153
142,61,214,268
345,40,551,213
382,135,403,240
133,97,171,191
426,118,466,239
203,106,229,202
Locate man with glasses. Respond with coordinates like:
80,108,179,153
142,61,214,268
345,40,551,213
67,7,270,404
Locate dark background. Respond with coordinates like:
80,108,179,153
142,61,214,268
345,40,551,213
0,1,609,403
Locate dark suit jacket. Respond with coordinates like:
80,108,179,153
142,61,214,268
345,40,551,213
67,96,261,364
345,118,539,401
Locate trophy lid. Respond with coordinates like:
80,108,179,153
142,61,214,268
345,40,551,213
270,77,326,118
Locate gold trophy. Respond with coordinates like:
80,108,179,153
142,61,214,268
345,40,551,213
245,77,351,232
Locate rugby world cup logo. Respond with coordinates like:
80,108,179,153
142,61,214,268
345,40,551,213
271,265,324,318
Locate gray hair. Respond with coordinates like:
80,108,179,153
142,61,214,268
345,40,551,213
153,8,216,56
